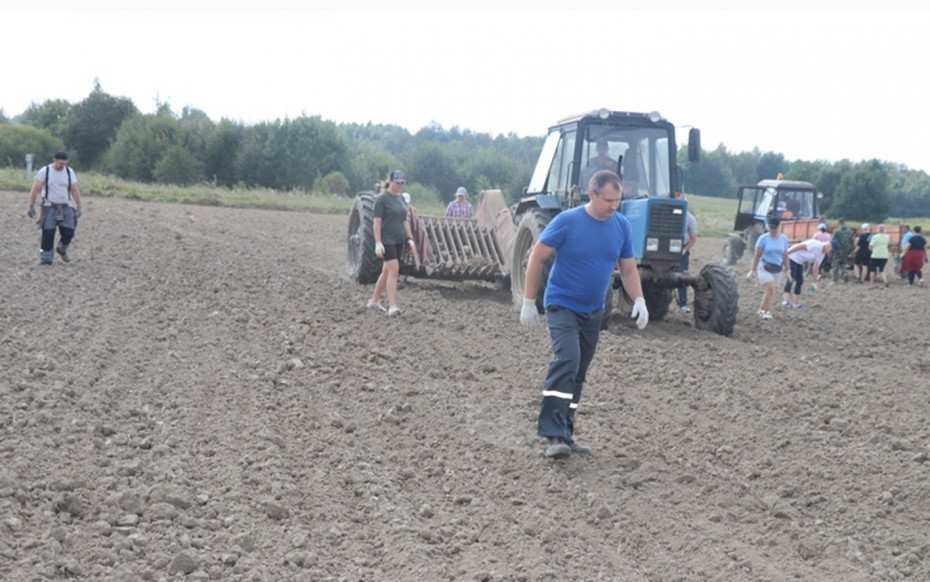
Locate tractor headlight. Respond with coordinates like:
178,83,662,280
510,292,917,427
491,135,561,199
669,239,683,253
646,237,659,252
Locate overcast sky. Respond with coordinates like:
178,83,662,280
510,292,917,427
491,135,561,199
4,5,928,173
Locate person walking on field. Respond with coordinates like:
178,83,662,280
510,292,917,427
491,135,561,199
520,170,648,459
831,218,855,283
899,225,927,286
677,210,698,313
782,238,833,308
868,224,891,288
747,218,789,320
27,151,83,265
367,170,415,316
854,223,872,283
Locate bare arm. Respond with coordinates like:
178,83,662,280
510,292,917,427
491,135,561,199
523,241,555,301
750,247,762,271
70,179,82,206
373,217,382,244
684,233,698,253
28,179,42,206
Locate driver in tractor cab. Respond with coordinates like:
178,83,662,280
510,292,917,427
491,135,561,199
776,201,793,219
580,140,618,198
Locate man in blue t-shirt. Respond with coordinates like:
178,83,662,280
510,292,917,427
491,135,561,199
520,170,648,459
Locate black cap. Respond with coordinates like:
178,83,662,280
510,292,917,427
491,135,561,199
54,151,68,160
767,218,781,228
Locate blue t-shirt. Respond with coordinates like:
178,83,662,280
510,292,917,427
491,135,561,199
756,232,789,266
540,206,633,313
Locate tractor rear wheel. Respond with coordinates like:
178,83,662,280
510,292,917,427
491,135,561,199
510,210,554,312
692,263,739,336
721,234,745,266
346,193,382,284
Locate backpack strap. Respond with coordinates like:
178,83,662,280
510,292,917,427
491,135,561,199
43,164,72,202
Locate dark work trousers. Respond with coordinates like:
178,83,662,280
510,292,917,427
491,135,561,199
39,205,77,264
784,260,805,295
677,250,691,307
537,305,602,443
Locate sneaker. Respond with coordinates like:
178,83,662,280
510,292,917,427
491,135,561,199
795,303,804,309
366,300,386,312
55,246,70,263
782,301,793,308
920,279,925,287
679,305,691,313
757,309,766,318
545,438,571,459
884,283,890,288
762,311,773,319
568,441,591,456
40,260,52,266
387,306,401,317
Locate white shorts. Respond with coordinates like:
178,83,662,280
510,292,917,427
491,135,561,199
756,266,784,286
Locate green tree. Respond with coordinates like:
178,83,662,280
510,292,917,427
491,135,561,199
104,114,181,182
756,152,787,183
62,84,139,168
408,142,459,199
0,124,64,168
681,145,737,198
832,159,891,223
204,118,244,187
317,171,351,196
154,145,205,186
18,99,72,136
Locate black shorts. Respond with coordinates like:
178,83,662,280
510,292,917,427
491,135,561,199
870,258,888,273
382,242,406,262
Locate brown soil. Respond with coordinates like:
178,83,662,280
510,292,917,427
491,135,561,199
2,193,929,581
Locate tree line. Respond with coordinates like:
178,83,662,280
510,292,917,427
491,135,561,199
2,83,928,221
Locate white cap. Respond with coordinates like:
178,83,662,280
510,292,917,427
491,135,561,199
455,187,467,197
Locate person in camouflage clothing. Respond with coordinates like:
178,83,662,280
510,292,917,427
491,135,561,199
832,218,855,283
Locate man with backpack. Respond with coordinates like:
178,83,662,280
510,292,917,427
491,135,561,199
27,151,83,265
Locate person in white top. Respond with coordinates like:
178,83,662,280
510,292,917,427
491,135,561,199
782,239,832,308
27,151,83,265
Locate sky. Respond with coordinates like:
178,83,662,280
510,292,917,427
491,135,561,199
4,4,929,173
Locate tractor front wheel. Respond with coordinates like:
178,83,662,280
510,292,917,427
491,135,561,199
692,263,739,336
510,210,554,312
347,193,382,284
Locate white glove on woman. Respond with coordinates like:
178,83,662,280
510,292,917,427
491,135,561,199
375,242,385,258
407,238,416,254
631,297,649,330
745,269,754,280
520,298,539,329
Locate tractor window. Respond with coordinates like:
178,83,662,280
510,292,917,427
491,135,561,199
527,130,575,196
527,132,561,194
582,127,671,199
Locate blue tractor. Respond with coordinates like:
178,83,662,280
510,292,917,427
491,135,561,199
508,108,739,336
347,108,739,336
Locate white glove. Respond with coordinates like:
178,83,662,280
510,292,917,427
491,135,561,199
631,297,649,330
520,298,539,329
375,242,385,258
407,238,416,254
745,269,754,280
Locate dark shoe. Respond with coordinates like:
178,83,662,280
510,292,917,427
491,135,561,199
55,245,70,263
40,260,52,266
568,441,591,456
545,438,571,459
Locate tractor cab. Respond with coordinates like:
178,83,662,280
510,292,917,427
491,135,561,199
734,179,820,232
